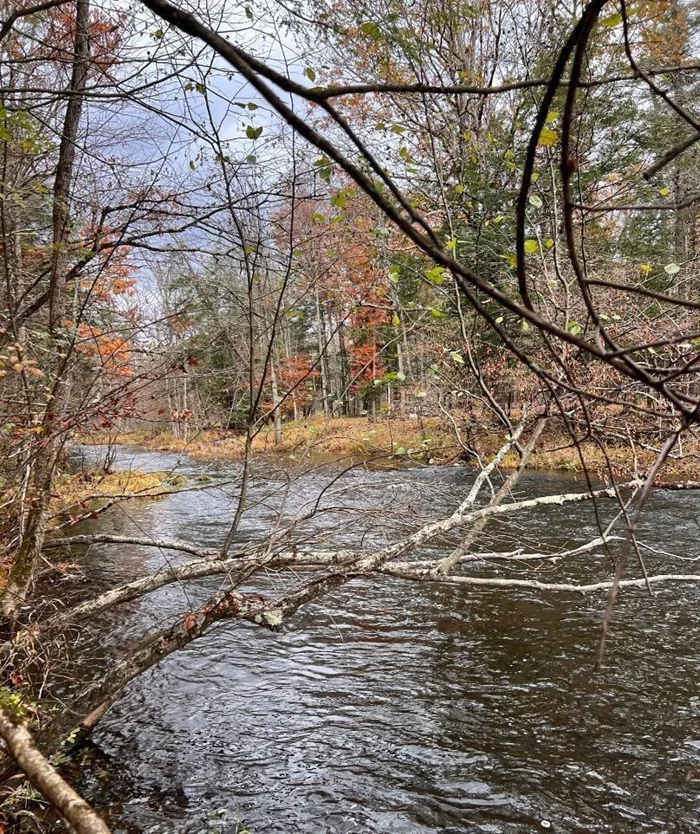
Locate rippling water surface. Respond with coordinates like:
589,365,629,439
68,445,700,834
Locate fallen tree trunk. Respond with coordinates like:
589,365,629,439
0,706,111,834
655,480,700,490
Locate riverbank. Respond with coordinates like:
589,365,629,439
82,415,700,480
49,469,183,527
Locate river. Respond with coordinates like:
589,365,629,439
66,444,700,834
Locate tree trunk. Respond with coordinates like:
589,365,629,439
1,0,90,619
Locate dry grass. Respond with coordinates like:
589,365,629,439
97,416,459,465
84,415,700,480
50,469,174,520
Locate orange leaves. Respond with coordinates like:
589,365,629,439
634,0,690,64
75,323,132,378
112,277,136,296
278,355,318,409
0,344,45,379
348,341,384,390
42,5,124,77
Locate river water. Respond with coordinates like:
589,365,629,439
66,445,700,834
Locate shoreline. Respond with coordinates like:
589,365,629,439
78,415,700,481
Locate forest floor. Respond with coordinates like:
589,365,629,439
85,415,700,481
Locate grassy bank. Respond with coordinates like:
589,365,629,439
86,415,700,480
50,469,182,525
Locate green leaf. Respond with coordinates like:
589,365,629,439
359,21,381,38
388,265,400,283
246,125,263,140
665,262,681,275
538,127,558,147
330,190,348,209
247,102,258,110
449,351,465,365
245,5,253,19
425,266,445,285
529,194,543,208
659,186,671,197
544,238,554,250
246,154,257,164
568,322,582,336
520,319,530,332
391,313,401,327
305,67,316,82
524,239,539,254
313,156,332,181
601,12,622,27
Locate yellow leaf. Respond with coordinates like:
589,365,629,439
538,127,558,147
524,239,539,254
601,12,622,26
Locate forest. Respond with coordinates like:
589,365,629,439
2,0,700,831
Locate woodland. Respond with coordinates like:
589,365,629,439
2,0,700,831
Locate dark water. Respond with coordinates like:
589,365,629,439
68,445,700,834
